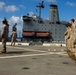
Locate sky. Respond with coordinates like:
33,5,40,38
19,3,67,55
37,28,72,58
0,0,76,37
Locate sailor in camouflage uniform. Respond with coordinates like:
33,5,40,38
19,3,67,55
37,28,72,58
70,19,76,58
11,23,17,46
3,17,9,41
0,21,8,53
70,19,76,52
65,19,76,61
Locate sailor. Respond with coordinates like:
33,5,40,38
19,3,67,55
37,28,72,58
3,17,9,41
70,19,76,52
11,30,17,46
0,20,8,53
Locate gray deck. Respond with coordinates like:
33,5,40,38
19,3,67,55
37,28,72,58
0,45,76,75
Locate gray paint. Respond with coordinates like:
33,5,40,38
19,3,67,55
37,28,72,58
22,4,67,41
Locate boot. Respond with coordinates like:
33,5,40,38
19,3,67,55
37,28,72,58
0,50,6,53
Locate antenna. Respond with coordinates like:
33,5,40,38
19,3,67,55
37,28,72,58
36,0,44,18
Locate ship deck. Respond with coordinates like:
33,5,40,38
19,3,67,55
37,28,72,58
0,45,76,75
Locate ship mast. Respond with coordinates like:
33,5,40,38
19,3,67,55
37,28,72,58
36,0,44,19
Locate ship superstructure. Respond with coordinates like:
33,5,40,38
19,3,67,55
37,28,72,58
22,2,69,42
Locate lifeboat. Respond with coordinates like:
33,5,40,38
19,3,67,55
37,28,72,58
22,32,35,36
37,32,50,37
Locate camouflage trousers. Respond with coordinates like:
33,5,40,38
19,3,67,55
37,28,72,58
11,37,16,46
66,39,71,50
2,38,6,51
69,38,76,52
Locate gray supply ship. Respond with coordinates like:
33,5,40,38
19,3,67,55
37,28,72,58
22,1,69,42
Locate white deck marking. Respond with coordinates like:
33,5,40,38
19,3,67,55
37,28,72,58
7,46,47,53
55,52,68,56
0,52,67,59
0,52,54,59
0,46,68,59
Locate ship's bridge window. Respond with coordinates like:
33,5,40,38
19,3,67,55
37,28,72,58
56,21,60,24
23,17,31,21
